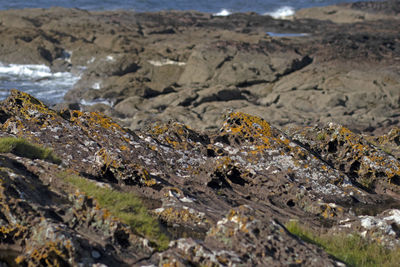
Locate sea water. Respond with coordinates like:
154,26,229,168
0,63,80,105
0,0,379,104
0,0,377,16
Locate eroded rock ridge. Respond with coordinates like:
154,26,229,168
0,90,399,266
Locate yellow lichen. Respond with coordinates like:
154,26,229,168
96,148,119,169
15,255,25,264
327,125,400,187
157,207,206,226
222,112,272,145
320,204,343,219
7,90,58,121
226,208,254,233
220,112,307,159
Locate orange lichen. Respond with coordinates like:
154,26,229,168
148,121,200,150
102,209,112,220
222,112,272,145
157,207,206,225
96,148,119,169
70,110,121,130
226,208,254,233
0,224,27,239
14,255,25,264
134,165,156,186
6,90,58,120
151,124,170,136
220,112,309,162
320,204,343,219
162,262,180,267
28,240,71,267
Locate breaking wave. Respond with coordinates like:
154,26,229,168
264,6,295,19
0,62,80,105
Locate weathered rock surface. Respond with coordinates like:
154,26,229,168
295,0,400,23
0,1,399,134
0,90,399,266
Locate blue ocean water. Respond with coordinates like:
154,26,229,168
0,0,379,14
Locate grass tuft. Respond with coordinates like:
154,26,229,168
286,220,400,267
0,137,61,164
61,173,170,250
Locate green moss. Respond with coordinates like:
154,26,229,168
286,220,400,267
317,132,326,141
61,173,169,250
0,137,61,164
359,176,375,191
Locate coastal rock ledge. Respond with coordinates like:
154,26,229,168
0,90,399,266
1,2,400,134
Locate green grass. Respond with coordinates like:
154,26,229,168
0,137,61,164
61,173,169,250
286,220,400,267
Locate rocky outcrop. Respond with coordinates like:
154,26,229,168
1,2,400,134
0,90,399,266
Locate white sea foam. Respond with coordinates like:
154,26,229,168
80,98,113,106
214,9,231,16
265,6,295,19
0,62,80,105
0,63,79,81
0,63,54,79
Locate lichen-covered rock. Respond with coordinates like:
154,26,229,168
0,156,145,266
285,123,400,196
366,127,400,159
0,90,399,266
334,209,400,249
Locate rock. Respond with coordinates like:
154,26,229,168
192,85,247,106
0,90,400,265
113,96,143,117
1,4,400,133
86,54,140,77
2,2,400,264
285,122,400,196
294,0,400,23
177,41,309,88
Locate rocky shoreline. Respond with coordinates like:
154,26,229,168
0,1,400,266
0,89,399,266
0,0,399,134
